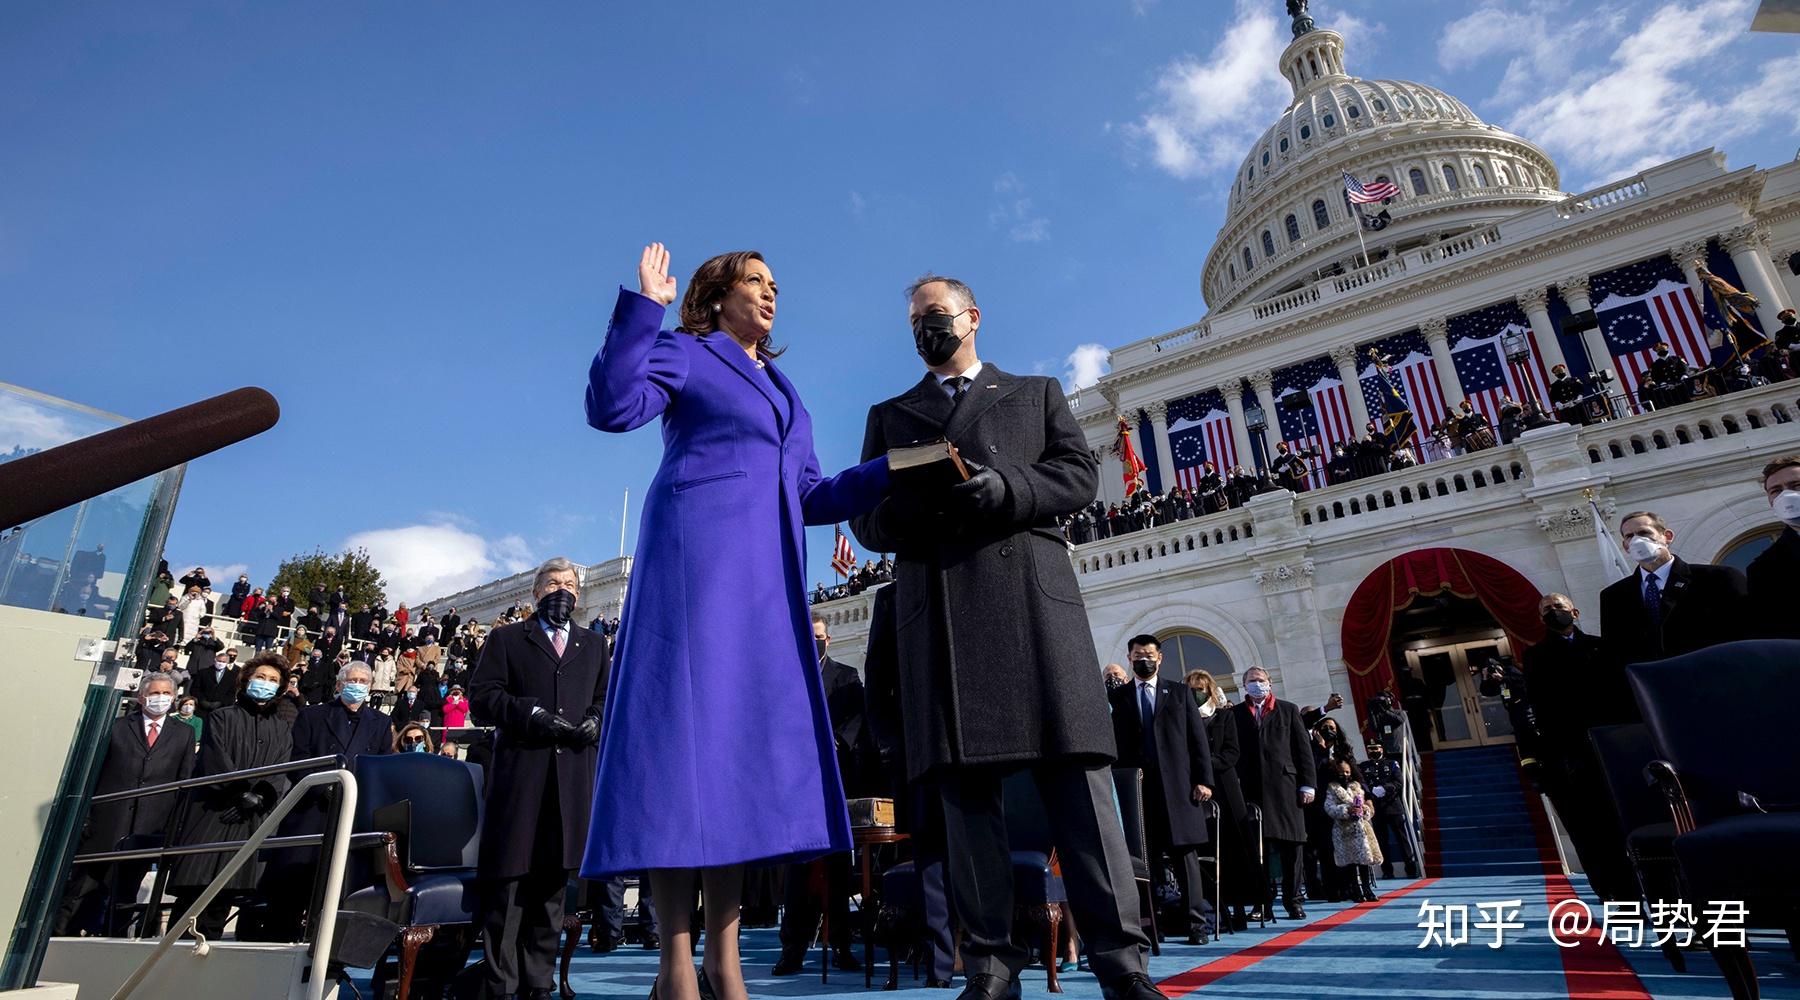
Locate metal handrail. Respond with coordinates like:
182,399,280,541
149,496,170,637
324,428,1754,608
109,769,358,1000
73,831,388,866
88,754,341,804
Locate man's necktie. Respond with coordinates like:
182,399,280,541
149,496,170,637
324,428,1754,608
147,721,159,748
946,375,971,401
1138,682,1156,762
1643,575,1663,629
551,629,566,657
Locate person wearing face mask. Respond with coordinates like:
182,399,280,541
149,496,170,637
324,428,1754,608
1747,456,1800,639
54,672,196,936
174,696,203,742
189,645,241,717
1548,364,1587,425
579,245,889,1000
396,721,434,754
466,559,610,1000
1598,510,1747,668
772,618,870,975
1516,592,1637,901
1184,670,1252,930
1102,662,1130,691
852,274,1161,1000
260,661,395,940
1644,341,1691,410
1230,666,1316,922
166,654,294,939
1357,740,1417,881
1108,636,1216,945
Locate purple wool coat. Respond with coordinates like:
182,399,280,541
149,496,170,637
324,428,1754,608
579,288,888,877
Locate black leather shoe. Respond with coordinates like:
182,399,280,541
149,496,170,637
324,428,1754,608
833,949,864,972
1284,903,1307,920
1187,929,1208,945
698,970,718,1000
771,953,805,977
1107,971,1167,1000
521,989,555,1000
955,973,1021,1000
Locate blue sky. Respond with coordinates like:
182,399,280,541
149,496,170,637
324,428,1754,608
5,0,1796,604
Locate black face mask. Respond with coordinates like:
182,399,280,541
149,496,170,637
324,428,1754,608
1543,607,1575,630
1131,658,1156,679
537,589,577,627
814,637,828,660
912,311,965,368
1104,675,1127,691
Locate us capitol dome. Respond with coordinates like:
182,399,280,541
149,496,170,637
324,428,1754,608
1204,9,1566,311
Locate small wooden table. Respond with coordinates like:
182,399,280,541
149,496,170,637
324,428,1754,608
852,826,909,989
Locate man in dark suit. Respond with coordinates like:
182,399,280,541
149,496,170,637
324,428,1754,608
773,616,868,975
1108,635,1215,944
259,659,395,940
183,624,225,685
188,645,241,717
1518,592,1636,901
1748,455,1800,638
1599,510,1748,666
1270,442,1308,493
1645,343,1690,409
466,558,608,1000
55,671,196,936
1230,665,1315,921
851,274,1156,1000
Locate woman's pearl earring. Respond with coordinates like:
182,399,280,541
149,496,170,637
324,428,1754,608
712,303,722,313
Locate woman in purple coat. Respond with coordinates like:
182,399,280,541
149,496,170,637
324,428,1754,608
582,244,888,1000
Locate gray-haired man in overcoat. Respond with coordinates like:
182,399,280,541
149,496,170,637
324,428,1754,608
851,274,1159,1000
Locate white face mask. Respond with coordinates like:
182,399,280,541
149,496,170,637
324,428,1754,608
1198,699,1217,719
143,694,174,717
1626,535,1666,564
1773,490,1800,528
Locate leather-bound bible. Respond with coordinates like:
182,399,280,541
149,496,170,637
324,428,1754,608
888,439,970,492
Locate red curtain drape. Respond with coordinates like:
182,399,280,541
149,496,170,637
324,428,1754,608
1340,547,1547,735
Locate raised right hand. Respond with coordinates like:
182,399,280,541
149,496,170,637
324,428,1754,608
638,242,677,306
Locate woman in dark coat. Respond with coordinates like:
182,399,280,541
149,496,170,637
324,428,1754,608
582,245,887,1000
167,653,294,939
1186,671,1253,925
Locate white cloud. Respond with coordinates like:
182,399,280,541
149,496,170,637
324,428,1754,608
1439,0,1797,186
343,521,535,605
167,562,250,587
989,172,1052,243
0,393,88,455
1063,343,1111,391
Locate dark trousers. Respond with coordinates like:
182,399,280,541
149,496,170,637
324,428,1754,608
1142,774,1212,934
778,851,854,959
1543,764,1633,901
1260,839,1303,911
480,869,567,994
595,875,658,946
940,763,1148,984
55,861,152,937
1371,808,1416,876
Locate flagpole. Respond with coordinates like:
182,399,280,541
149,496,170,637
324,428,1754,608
618,487,629,558
1351,203,1372,269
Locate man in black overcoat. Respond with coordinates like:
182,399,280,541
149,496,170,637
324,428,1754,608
188,646,241,716
1598,510,1748,666
1230,665,1315,920
850,274,1156,1000
467,558,608,1000
773,616,870,975
1519,592,1636,901
1108,635,1215,943
1748,455,1800,638
55,671,195,936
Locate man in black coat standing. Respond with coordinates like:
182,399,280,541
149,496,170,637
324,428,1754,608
1108,635,1215,944
1748,455,1800,638
1519,593,1636,901
1231,665,1316,921
55,671,195,935
851,274,1156,1000
773,616,869,975
467,558,608,1000
1598,510,1748,666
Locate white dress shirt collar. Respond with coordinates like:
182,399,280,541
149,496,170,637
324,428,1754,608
934,361,985,394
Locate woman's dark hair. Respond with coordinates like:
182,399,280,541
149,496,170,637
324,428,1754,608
238,651,289,692
675,250,785,358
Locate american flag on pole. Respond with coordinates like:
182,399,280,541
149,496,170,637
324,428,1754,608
1357,331,1446,459
1344,171,1399,204
1447,301,1553,426
1168,389,1240,489
1273,355,1355,489
1591,257,1712,406
831,525,855,577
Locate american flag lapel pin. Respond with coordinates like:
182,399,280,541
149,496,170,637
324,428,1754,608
986,383,999,389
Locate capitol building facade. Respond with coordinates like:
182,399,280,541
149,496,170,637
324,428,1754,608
431,10,1800,745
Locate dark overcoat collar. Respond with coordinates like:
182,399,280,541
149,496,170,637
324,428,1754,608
889,365,1027,442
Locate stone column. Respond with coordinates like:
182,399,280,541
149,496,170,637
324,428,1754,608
1773,241,1800,309
1249,369,1280,465
1220,380,1254,469
1329,344,1373,432
1723,225,1793,330
1516,287,1569,373
1144,400,1177,492
1556,275,1612,377
1421,317,1465,406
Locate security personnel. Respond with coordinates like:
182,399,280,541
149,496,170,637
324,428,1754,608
1358,740,1418,880
1646,343,1689,409
1364,691,1408,760
1548,365,1585,424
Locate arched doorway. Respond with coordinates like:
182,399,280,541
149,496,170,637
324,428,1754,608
1340,548,1548,749
1715,525,1781,574
1155,629,1236,694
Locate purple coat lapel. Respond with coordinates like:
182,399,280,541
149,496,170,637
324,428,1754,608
701,335,789,437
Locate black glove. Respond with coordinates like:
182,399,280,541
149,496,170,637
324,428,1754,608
529,709,576,743
572,714,600,747
236,789,267,815
949,460,1008,516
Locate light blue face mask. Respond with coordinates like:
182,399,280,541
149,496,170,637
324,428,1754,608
406,741,429,753
340,682,370,705
246,677,279,702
